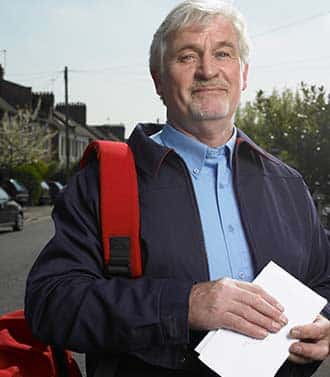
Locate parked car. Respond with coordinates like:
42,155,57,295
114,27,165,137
0,187,24,231
2,178,29,206
48,181,64,204
325,228,330,243
38,181,51,205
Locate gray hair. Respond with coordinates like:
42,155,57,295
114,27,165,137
149,0,251,75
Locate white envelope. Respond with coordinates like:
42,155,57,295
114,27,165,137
196,261,327,377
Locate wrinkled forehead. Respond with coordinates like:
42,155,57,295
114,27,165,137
168,13,228,37
165,15,239,52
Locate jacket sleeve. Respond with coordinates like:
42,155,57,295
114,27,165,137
24,161,193,353
303,184,330,319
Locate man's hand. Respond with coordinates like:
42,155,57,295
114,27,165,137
289,315,330,363
188,278,287,339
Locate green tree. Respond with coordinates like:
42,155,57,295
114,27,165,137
0,102,54,169
236,83,330,200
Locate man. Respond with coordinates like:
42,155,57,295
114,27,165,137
25,1,330,376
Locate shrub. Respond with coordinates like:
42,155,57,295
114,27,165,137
13,165,42,205
49,161,80,185
30,160,59,181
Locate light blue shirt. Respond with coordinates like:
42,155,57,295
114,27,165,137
151,124,254,281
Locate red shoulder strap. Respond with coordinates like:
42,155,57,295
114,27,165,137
80,140,142,278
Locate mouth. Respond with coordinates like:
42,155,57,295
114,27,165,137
192,87,227,94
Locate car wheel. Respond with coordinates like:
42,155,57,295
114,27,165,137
13,213,24,231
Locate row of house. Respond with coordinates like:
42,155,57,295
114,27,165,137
0,64,125,166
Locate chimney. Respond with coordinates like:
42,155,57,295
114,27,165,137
55,102,87,126
33,92,55,116
0,64,4,80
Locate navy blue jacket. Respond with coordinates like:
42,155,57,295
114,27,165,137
25,124,330,377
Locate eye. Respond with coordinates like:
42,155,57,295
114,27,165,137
215,50,232,60
177,53,197,64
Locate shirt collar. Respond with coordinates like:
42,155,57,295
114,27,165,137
128,123,281,178
159,123,237,176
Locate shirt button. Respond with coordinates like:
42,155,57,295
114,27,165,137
228,225,234,233
219,183,225,189
239,272,245,279
193,168,200,174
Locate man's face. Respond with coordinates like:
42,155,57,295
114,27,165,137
153,15,249,132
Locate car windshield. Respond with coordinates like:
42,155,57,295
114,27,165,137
9,179,26,191
56,182,64,189
0,187,9,201
41,181,49,190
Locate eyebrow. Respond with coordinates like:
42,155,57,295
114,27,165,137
173,40,237,55
214,41,236,50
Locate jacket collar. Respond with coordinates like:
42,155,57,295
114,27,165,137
128,123,279,177
128,123,172,177
236,128,281,165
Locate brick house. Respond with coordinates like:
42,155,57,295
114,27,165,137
0,64,124,167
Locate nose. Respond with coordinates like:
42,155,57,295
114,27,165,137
195,52,219,80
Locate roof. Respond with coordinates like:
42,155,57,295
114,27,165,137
87,125,121,141
86,126,107,139
0,96,17,114
52,110,96,139
1,79,31,91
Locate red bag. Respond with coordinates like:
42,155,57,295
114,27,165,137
0,140,142,376
0,310,81,377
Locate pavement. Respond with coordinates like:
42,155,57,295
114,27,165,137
23,205,53,224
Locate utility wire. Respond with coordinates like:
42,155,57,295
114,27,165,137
69,64,146,74
252,10,330,38
254,64,330,72
38,71,62,92
5,10,330,79
254,55,330,69
8,70,62,79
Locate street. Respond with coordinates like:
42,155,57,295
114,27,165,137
0,213,53,314
0,207,86,375
0,209,329,377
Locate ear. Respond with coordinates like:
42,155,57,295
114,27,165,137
241,63,249,91
151,70,163,97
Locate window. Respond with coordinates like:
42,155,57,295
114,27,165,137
0,187,9,201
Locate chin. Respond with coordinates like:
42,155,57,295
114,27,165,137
189,104,230,121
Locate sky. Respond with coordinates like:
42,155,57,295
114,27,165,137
1,0,330,138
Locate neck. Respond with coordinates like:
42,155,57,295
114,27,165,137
168,119,235,147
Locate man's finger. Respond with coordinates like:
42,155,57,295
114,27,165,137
288,352,312,364
290,322,325,341
237,288,288,325
221,311,269,339
235,281,285,312
289,340,329,361
230,301,285,333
